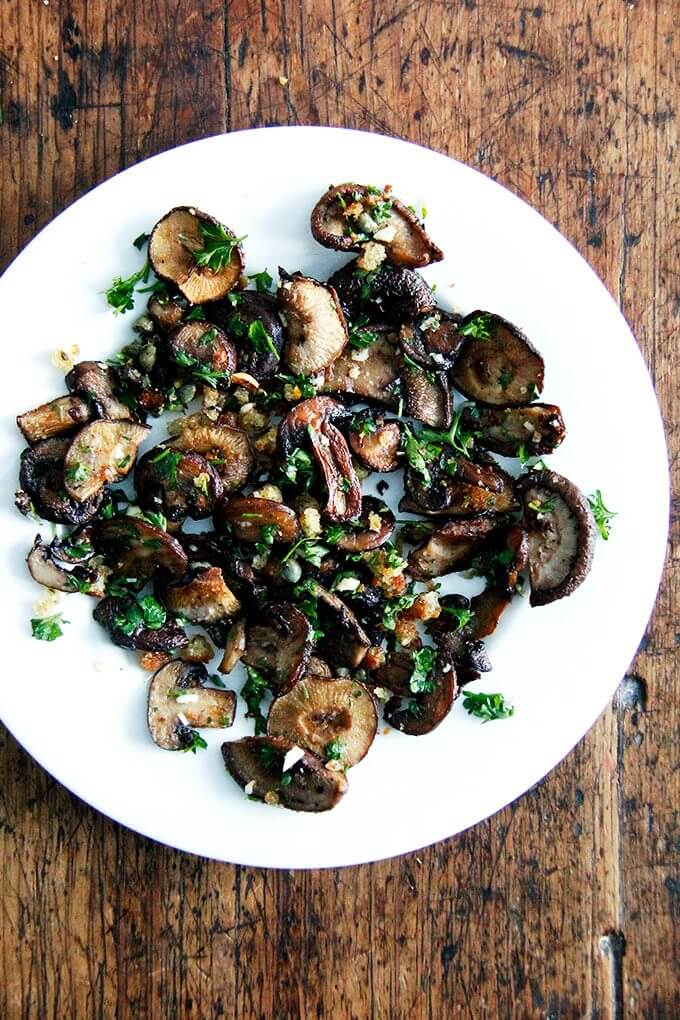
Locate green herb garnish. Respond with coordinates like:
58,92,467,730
149,447,184,484
242,667,269,734
190,221,246,272
247,319,279,359
250,269,274,293
409,647,437,694
181,730,208,754
105,260,151,315
458,312,493,339
31,614,67,642
588,489,617,540
527,498,556,514
463,691,514,722
324,737,347,763
442,605,474,630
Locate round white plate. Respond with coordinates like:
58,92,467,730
0,127,668,868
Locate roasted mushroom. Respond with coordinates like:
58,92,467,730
348,413,401,471
17,395,91,444
63,421,149,501
17,437,104,524
278,270,348,375
452,312,545,406
399,309,463,370
429,588,511,674
278,397,361,522
242,603,313,693
210,291,285,380
147,294,186,332
168,423,253,494
93,595,188,652
168,321,237,383
323,327,401,406
66,361,135,420
516,469,596,606
332,496,395,553
403,453,518,517
222,736,348,812
407,515,505,580
93,516,188,586
313,583,371,668
461,403,566,457
217,618,247,675
163,566,241,623
311,183,443,268
135,447,223,522
383,648,457,736
306,656,332,678
147,660,235,750
26,534,102,594
328,260,436,325
402,365,452,428
214,496,300,544
148,206,244,304
268,675,377,767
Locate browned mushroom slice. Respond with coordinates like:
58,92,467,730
66,361,134,420
402,365,452,428
333,496,395,553
135,447,223,522
147,293,185,332
371,647,416,696
93,595,188,652
452,312,545,406
214,496,300,544
306,656,332,678
93,516,188,585
399,310,464,370
349,414,401,472
428,588,511,673
222,736,348,812
242,603,313,693
462,403,566,457
217,618,247,674
384,650,457,736
314,583,371,668
403,454,518,517
408,515,505,580
268,675,377,767
26,534,102,594
17,437,105,525
148,660,235,750
311,184,443,268
164,567,241,623
278,397,361,522
323,328,400,406
168,424,253,494
210,291,285,381
329,261,437,326
148,206,244,304
516,469,596,606
168,322,237,382
17,395,91,444
179,634,215,664
278,270,348,374
63,420,149,501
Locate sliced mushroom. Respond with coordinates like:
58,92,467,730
168,423,253,494
452,312,545,406
148,206,244,304
168,322,237,382
278,397,361,522
242,602,313,693
313,583,371,668
17,395,91,444
323,328,401,406
399,309,464,370
403,453,518,517
461,403,566,457
217,618,247,674
179,634,215,664
383,650,457,736
63,420,149,501
333,496,395,553
93,595,188,652
93,516,188,585
147,293,186,332
328,260,436,325
306,656,332,678
66,361,135,420
268,675,377,767
278,270,348,375
17,438,104,525
214,496,300,544
428,588,510,673
26,534,102,594
402,365,452,428
147,660,235,750
163,566,241,623
109,361,166,417
311,184,443,268
135,447,223,522
407,515,505,580
222,736,348,812
348,414,401,471
516,469,596,606
210,291,285,380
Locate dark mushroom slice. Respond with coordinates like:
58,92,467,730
403,453,518,517
242,602,313,694
92,516,188,586
17,437,104,525
50,524,96,564
179,634,215,664
168,424,253,494
516,469,596,606
311,183,443,268
338,582,386,645
372,647,418,697
148,206,244,304
268,675,377,767
163,566,241,624
135,447,223,522
407,515,505,580
147,660,235,750
333,496,395,553
217,617,247,675
210,291,285,381
402,365,452,428
93,595,188,652
168,321,237,382
452,312,545,407
17,395,91,444
348,413,401,472
214,496,300,544
462,403,566,457
313,583,371,668
222,736,348,812
384,650,457,736
306,656,332,678
428,588,511,673
473,523,529,592
278,397,361,523
399,309,464,370
109,361,165,417
147,293,186,332
26,534,102,595
278,270,348,375
63,420,149,501
323,327,400,407
328,260,436,325
66,361,135,420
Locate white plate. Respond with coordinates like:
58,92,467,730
0,127,668,868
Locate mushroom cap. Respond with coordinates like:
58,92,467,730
401,365,452,429
168,423,253,494
462,403,566,457
147,660,236,750
214,496,300,544
348,415,401,472
323,328,401,407
210,291,285,380
332,496,395,553
18,437,104,525
93,595,188,652
66,361,135,421
168,321,237,380
452,312,545,407
63,420,150,501
149,206,244,304
279,271,348,375
242,602,313,693
407,515,505,580
17,394,91,444
327,260,436,325
383,650,458,736
222,736,348,812
93,516,188,585
135,447,223,522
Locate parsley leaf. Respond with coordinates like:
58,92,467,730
247,319,279,359
463,691,514,722
190,222,246,272
458,312,494,339
409,647,437,694
181,730,208,754
250,269,274,293
31,614,67,641
401,425,432,486
105,260,151,315
242,666,269,735
324,737,347,763
588,489,617,540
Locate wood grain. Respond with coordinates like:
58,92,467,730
1,2,677,1017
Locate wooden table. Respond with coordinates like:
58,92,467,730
1,3,677,1017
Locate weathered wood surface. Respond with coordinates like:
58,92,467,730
0,2,677,1017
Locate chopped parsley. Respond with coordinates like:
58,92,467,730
150,447,184,485
242,667,269,734
353,265,380,301
31,614,67,642
588,490,617,540
442,605,474,630
114,596,166,635
61,540,93,559
357,418,377,437
65,462,89,484
324,737,347,763
280,536,328,568
348,315,380,350
276,372,318,399
458,312,493,339
132,231,149,250
185,305,206,321
255,523,279,555
105,260,151,315
280,448,314,488
409,647,437,694
528,498,556,514
190,221,246,272
463,691,514,722
247,319,279,359
173,349,231,386
499,367,514,389
401,425,432,486
142,510,168,530
250,269,274,293
382,586,418,630
181,730,208,754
